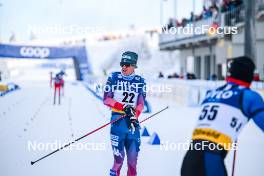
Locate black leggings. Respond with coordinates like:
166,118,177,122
181,141,228,176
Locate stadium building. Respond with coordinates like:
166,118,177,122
159,0,264,80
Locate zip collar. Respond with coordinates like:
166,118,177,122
121,71,135,81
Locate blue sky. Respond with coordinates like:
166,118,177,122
0,0,203,41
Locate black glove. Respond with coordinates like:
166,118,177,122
123,105,136,118
123,105,139,132
128,116,139,133
129,116,139,127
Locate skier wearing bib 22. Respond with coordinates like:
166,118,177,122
103,51,146,176
181,56,264,176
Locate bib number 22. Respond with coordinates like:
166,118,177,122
122,92,135,103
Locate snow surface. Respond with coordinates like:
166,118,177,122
1,35,264,175
0,63,264,176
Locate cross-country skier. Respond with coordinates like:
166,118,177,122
103,51,146,176
53,73,63,105
57,69,67,96
181,56,264,176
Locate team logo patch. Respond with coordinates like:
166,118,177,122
111,134,119,141
135,76,140,81
122,55,132,60
113,148,123,158
111,141,118,147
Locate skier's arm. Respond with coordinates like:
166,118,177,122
103,91,124,110
253,112,264,132
103,74,124,111
135,94,145,118
243,90,264,132
135,80,146,118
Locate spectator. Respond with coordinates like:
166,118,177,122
211,5,220,27
182,18,188,27
203,5,212,19
189,12,195,23
158,72,164,78
176,20,181,27
254,71,261,81
167,72,179,79
172,72,179,78
209,74,217,80
162,0,244,33
221,0,230,12
167,18,175,30
162,18,176,32
187,73,197,80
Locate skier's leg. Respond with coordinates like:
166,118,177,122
125,130,141,176
110,132,125,176
181,149,205,176
58,86,61,105
204,151,227,176
62,82,64,96
53,87,57,105
181,140,227,176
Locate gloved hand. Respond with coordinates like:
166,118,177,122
129,116,139,128
123,105,139,133
123,105,136,118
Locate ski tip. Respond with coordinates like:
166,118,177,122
31,161,35,165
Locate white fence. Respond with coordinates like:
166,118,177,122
147,78,264,106
84,76,264,107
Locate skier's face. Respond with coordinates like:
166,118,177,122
121,64,135,76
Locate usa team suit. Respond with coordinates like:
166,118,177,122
103,71,146,176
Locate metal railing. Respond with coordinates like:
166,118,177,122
223,5,245,26
257,0,264,11
159,0,264,45
160,5,246,43
159,17,217,44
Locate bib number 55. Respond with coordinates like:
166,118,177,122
199,105,219,121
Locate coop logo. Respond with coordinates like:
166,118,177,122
20,47,50,58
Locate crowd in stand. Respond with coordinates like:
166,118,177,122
164,0,243,30
158,72,197,80
158,71,262,81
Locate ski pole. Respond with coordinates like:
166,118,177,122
31,115,125,165
231,140,238,176
31,106,168,165
140,106,168,124
129,106,169,134
53,87,56,105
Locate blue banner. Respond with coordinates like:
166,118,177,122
0,44,92,80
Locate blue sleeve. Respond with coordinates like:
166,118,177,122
103,73,115,100
242,90,264,132
140,78,146,99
